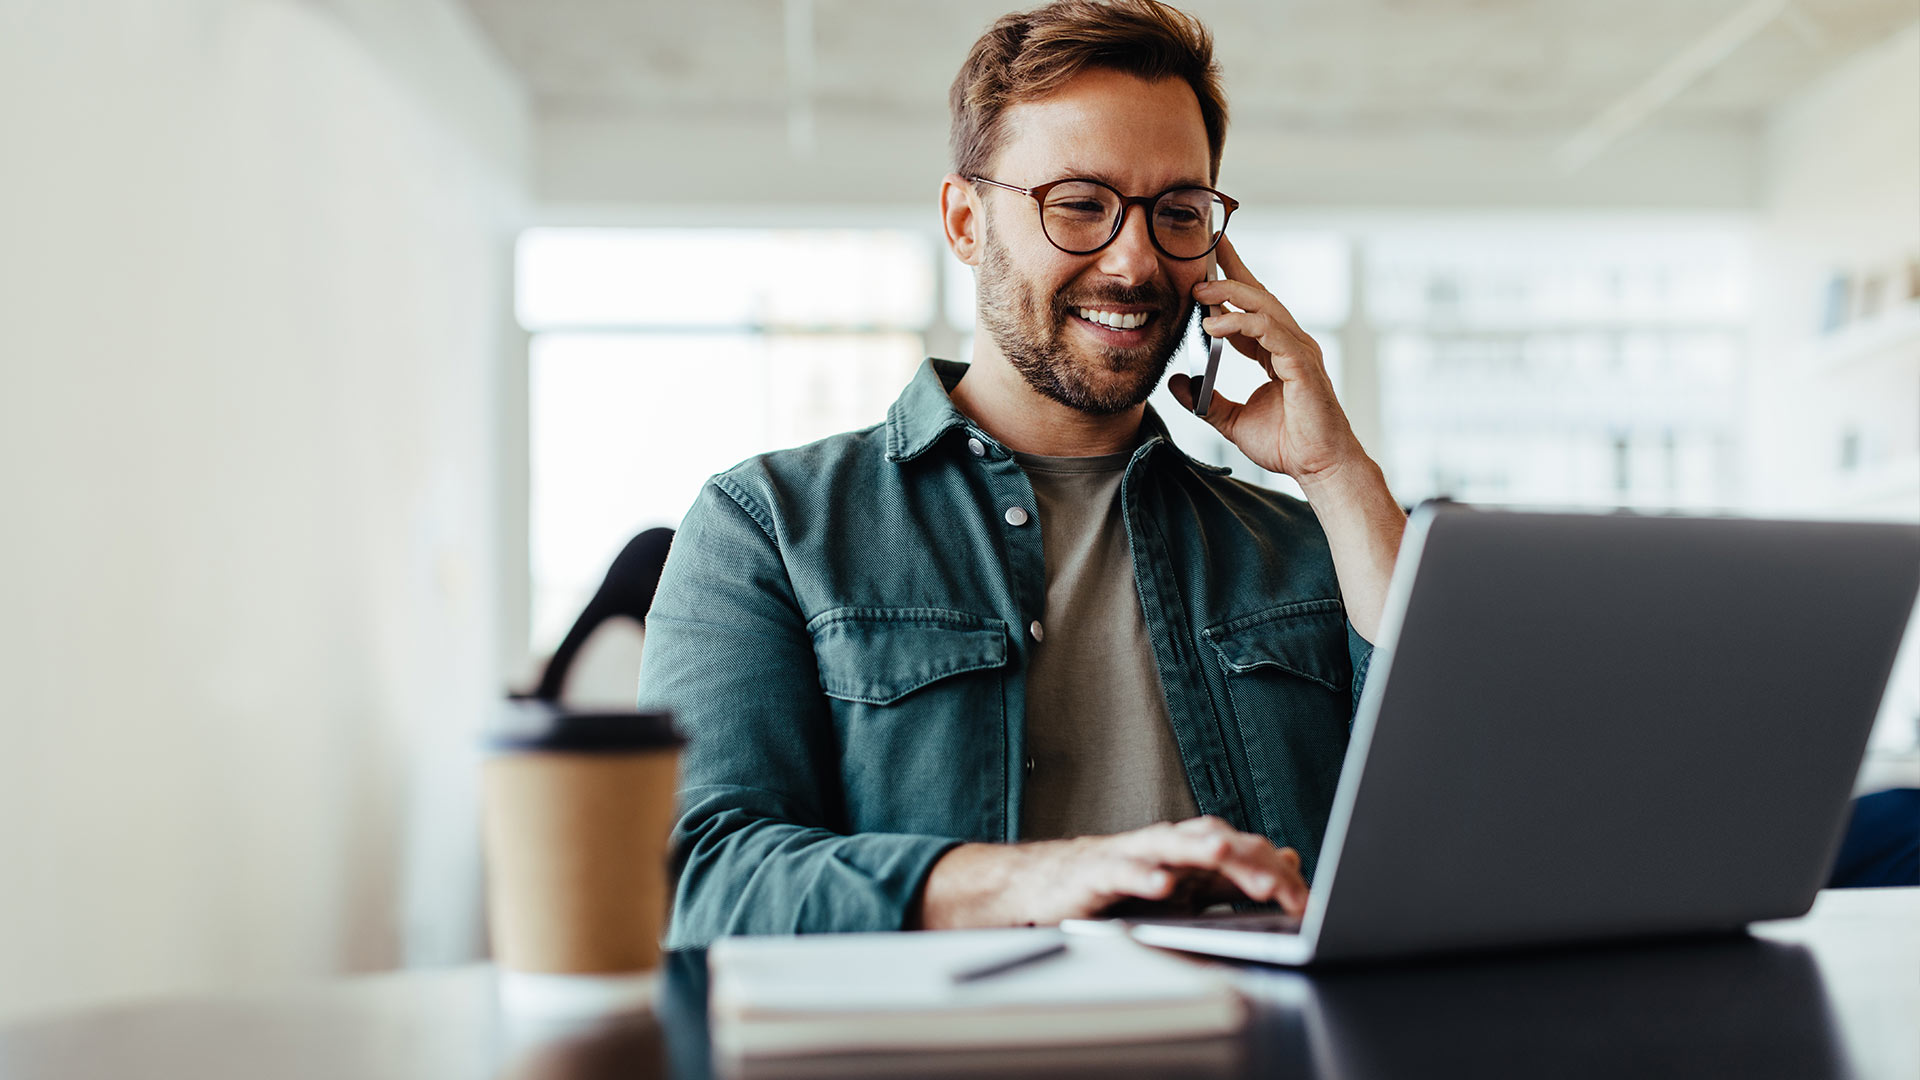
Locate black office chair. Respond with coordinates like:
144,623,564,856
1827,787,1920,888
521,527,675,703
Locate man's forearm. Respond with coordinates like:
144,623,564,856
668,797,966,946
916,839,1143,930
914,842,1042,929
1299,456,1406,643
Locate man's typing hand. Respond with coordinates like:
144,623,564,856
913,816,1309,930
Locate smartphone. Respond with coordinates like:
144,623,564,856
1192,265,1223,418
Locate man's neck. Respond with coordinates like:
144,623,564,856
948,346,1146,458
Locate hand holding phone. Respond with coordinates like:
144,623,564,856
1192,266,1224,418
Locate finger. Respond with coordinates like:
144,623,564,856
1271,848,1310,916
1196,258,1307,342
1212,832,1299,903
1192,277,1278,317
1221,843,1307,914
1161,821,1309,912
1167,370,1192,408
1091,855,1176,903
1171,815,1238,836
1170,820,1305,905
1168,372,1237,426
1185,868,1252,906
1180,378,1245,437
1213,233,1269,294
1201,311,1320,381
1119,821,1289,903
1158,850,1309,915
1117,821,1233,866
1201,308,1312,361
1263,291,1308,341
1199,309,1279,361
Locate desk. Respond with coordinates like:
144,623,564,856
0,889,1912,1079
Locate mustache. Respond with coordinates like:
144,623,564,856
1055,284,1179,313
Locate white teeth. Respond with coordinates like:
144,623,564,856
1074,308,1149,330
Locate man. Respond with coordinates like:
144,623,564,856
641,0,1407,946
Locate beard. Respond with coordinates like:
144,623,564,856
975,229,1193,417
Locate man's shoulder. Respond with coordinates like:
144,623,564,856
1176,454,1325,536
706,421,892,511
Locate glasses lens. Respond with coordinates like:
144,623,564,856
1039,181,1123,253
1152,189,1226,259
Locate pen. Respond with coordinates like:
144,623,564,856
949,940,1069,984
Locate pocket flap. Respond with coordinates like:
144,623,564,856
810,607,1009,705
1203,601,1350,691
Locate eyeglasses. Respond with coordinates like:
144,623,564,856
969,176,1239,261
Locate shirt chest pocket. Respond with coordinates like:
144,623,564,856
808,607,1012,837
1202,600,1352,696
1201,600,1354,867
811,607,1009,705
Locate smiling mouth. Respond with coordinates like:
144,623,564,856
1070,306,1155,332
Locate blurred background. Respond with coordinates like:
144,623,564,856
1,0,1915,1025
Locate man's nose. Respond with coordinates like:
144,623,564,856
1094,203,1159,284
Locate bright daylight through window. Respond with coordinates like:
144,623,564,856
518,219,1752,656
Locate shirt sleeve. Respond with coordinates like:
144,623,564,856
1346,619,1375,719
639,476,961,947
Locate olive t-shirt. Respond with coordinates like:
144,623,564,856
1015,447,1201,840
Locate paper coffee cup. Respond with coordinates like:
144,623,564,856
484,706,683,974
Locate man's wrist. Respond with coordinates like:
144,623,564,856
915,841,1030,930
1296,449,1387,507
1291,449,1406,643
915,837,1098,930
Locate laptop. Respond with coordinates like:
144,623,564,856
1103,502,1920,966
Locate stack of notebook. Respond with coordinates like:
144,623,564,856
707,927,1244,1070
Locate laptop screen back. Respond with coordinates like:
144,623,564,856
1309,505,1920,961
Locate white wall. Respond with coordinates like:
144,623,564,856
539,107,1759,213
0,0,526,1021
1747,21,1920,777
1748,21,1920,518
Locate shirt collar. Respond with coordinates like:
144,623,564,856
883,358,976,463
883,357,1231,476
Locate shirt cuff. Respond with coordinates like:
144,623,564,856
795,832,966,934
1346,619,1375,717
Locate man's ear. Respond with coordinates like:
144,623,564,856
940,173,984,267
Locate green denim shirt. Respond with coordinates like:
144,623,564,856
641,358,1373,947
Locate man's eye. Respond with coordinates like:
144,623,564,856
1049,201,1109,214
1157,207,1204,226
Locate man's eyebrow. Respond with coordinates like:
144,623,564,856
1055,167,1213,191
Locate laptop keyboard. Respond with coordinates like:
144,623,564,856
1129,911,1303,934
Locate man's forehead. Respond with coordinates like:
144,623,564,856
990,70,1212,188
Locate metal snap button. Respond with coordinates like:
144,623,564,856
1004,506,1029,527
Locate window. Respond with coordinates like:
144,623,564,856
1365,220,1751,509
517,218,1754,654
520,229,932,651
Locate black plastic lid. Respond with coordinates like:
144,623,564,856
489,699,682,753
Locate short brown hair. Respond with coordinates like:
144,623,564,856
949,0,1228,183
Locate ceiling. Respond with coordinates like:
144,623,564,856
460,0,1917,133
